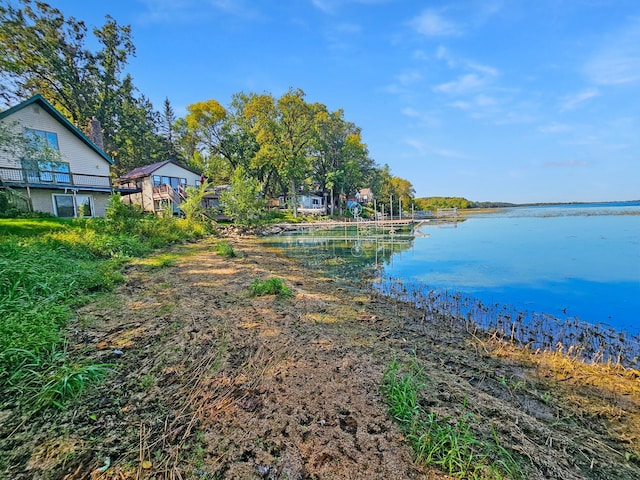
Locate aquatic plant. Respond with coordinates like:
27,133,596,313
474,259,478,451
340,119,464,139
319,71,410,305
373,276,640,368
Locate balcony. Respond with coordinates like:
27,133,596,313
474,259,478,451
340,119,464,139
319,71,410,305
0,165,111,191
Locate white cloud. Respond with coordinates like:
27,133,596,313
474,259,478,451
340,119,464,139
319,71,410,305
323,22,363,51
395,71,423,86
312,0,393,14
403,138,469,159
434,73,486,95
538,122,572,134
411,9,461,37
560,88,599,111
138,0,260,23
412,50,429,61
585,19,640,86
404,137,428,155
544,159,590,168
451,94,496,111
401,107,441,127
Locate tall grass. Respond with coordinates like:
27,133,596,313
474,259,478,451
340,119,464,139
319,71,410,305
374,277,640,367
381,356,521,479
249,277,294,298
0,196,214,410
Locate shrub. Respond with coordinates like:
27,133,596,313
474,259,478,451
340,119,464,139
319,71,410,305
215,240,236,258
249,277,294,297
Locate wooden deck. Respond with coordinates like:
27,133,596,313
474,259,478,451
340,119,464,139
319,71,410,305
271,218,429,231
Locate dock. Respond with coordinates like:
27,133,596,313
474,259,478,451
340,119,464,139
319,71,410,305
270,218,427,232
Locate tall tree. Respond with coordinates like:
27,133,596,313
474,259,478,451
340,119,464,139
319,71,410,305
312,108,373,214
0,1,165,173
245,88,316,217
159,97,180,159
0,0,97,119
375,165,415,216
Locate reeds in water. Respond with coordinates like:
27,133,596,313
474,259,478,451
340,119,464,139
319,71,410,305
372,275,640,368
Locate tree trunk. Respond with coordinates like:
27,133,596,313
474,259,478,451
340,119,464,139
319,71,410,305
291,179,298,218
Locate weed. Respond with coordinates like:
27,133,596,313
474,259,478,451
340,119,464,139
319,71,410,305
141,374,156,390
381,356,522,479
215,240,237,258
249,277,294,298
37,363,110,409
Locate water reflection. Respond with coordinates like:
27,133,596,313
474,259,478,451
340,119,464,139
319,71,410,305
261,205,640,365
261,226,416,281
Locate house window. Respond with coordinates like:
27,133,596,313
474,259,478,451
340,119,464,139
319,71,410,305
77,195,94,217
152,175,161,186
52,194,94,218
24,128,59,151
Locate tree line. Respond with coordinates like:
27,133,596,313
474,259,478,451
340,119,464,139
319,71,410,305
0,0,415,216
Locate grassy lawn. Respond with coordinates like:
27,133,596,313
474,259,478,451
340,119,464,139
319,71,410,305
0,217,72,237
0,205,212,412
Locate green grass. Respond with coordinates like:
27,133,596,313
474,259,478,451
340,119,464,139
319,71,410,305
381,356,521,479
0,198,214,411
0,217,71,237
249,277,294,298
214,240,237,258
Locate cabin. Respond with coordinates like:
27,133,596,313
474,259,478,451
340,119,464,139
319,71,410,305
0,95,113,217
279,193,327,215
356,188,373,205
114,159,221,215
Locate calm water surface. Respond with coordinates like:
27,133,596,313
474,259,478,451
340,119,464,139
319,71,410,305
387,203,640,334
265,203,640,335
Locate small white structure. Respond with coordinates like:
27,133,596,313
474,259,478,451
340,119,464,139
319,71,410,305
0,95,113,217
279,193,326,215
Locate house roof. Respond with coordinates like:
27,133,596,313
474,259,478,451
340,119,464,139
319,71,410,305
0,94,114,165
116,159,201,180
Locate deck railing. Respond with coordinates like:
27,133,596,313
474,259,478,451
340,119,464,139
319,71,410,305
0,166,111,188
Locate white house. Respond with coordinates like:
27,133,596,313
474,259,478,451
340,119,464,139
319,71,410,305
114,159,220,215
278,193,327,215
0,95,114,217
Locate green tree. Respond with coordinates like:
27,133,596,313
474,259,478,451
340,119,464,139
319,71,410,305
0,0,97,119
159,97,180,160
0,1,165,174
180,182,210,223
311,107,377,215
374,165,415,216
220,167,265,225
245,88,316,217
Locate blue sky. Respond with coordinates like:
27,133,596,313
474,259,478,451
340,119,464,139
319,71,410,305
49,0,639,203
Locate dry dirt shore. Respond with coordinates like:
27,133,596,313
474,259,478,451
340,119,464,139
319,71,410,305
1,235,639,480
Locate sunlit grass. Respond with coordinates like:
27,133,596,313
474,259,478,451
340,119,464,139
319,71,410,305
0,205,213,411
0,217,71,237
381,356,521,479
249,277,294,298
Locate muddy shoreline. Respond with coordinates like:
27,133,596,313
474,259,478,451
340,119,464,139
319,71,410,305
1,235,638,479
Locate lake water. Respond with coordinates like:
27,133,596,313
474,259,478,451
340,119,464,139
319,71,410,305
263,202,640,341
385,203,640,336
